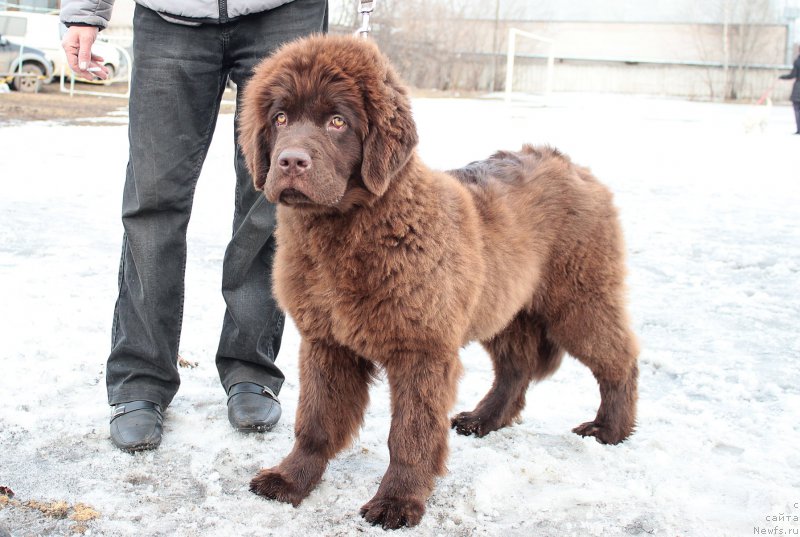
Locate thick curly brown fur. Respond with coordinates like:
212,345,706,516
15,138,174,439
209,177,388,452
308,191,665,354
240,34,639,529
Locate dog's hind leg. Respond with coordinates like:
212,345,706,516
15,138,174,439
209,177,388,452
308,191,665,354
250,339,375,505
360,352,461,529
547,298,639,445
451,311,564,437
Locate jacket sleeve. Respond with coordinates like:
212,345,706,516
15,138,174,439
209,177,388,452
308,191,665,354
60,0,116,29
781,59,800,80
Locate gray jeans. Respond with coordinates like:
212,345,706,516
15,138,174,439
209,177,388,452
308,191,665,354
108,0,328,409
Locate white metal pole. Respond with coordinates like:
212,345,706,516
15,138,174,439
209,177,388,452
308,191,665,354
505,28,516,103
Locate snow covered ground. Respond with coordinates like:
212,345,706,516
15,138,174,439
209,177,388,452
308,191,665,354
1,93,798,537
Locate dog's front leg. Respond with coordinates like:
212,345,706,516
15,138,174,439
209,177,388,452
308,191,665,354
360,353,461,529
251,339,374,505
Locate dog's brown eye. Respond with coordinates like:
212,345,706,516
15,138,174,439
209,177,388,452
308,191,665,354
275,112,288,126
330,116,346,129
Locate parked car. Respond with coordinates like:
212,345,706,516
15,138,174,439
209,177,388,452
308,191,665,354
0,33,52,92
0,11,123,82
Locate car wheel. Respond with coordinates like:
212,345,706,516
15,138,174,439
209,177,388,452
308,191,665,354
103,63,116,81
10,63,43,93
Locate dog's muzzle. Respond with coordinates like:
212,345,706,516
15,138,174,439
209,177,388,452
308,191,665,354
278,188,313,205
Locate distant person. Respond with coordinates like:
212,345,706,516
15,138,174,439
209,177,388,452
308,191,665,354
60,0,328,452
779,52,800,134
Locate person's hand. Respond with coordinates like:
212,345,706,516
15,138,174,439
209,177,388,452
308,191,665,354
61,25,109,80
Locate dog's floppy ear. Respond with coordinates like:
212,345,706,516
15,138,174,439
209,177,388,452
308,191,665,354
238,80,273,191
360,67,418,197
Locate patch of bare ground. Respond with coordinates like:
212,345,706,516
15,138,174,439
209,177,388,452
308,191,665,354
0,81,237,126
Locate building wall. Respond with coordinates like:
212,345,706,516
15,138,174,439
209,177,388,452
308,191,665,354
494,21,788,65
497,20,792,100
511,58,793,101
421,51,792,101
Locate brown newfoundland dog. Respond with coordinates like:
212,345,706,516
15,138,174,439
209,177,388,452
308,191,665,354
239,35,639,529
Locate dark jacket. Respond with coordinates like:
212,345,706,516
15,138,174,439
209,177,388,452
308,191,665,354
780,55,800,102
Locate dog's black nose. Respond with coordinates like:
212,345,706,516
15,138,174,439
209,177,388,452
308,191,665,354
277,149,312,174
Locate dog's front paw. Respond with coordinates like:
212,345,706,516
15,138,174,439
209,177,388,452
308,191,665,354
360,496,425,530
250,468,308,506
450,411,499,437
572,420,632,445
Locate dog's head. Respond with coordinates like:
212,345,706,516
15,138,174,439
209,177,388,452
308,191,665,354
239,35,418,210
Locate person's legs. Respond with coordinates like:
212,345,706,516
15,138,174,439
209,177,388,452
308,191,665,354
108,5,229,410
793,102,800,133
215,0,329,395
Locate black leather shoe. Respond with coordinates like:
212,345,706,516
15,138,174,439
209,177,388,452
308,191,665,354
109,401,163,453
227,382,281,432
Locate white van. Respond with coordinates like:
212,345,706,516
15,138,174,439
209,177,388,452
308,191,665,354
0,11,123,81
